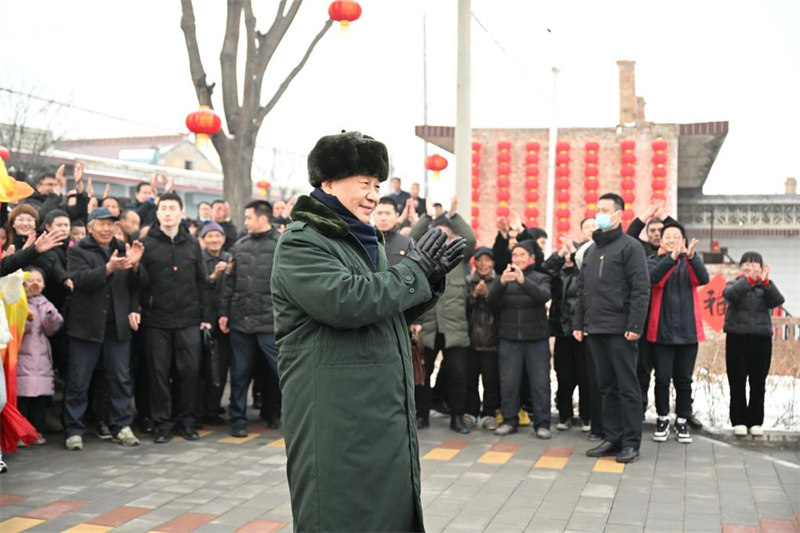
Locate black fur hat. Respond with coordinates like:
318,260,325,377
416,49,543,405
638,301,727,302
307,131,389,187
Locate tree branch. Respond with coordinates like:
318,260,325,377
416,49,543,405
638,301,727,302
180,0,216,106
220,0,243,135
256,19,333,125
241,0,261,120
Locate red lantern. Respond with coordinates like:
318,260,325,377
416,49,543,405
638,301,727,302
556,177,571,190
471,178,481,189
585,209,597,219
651,192,666,202
186,107,222,148
525,166,540,177
525,141,541,152
556,191,570,203
584,192,598,204
425,153,448,180
556,141,570,152
652,179,667,191
525,191,539,203
621,179,636,190
556,208,571,219
497,164,511,176
556,153,570,165
585,141,600,152
525,207,539,219
620,166,635,178
584,154,599,165
583,179,599,191
0,146,9,161
497,206,510,217
471,190,480,202
256,180,270,189
471,153,480,164
652,153,667,165
472,166,480,177
328,1,361,28
623,209,635,221
497,152,511,163
652,167,667,178
471,206,479,218
556,220,571,232
472,141,482,151
652,139,667,151
525,153,540,165
472,219,480,230
525,179,539,190
556,167,570,178
497,140,512,151
621,152,636,164
584,166,599,177
621,139,636,151
497,177,510,189
497,190,511,202
622,192,635,204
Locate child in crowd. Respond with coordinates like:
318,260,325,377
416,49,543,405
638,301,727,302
17,267,64,444
69,220,87,245
723,252,784,437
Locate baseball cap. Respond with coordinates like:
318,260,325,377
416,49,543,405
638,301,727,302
88,208,119,222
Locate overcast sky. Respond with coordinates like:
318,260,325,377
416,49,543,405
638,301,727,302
2,0,798,199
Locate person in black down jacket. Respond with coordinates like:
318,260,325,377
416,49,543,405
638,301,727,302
465,247,501,431
219,200,280,437
489,240,552,439
646,221,709,444
573,193,650,464
548,239,592,433
723,251,785,438
138,193,211,443
63,208,145,450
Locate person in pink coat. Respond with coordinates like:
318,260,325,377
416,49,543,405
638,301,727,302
17,267,64,444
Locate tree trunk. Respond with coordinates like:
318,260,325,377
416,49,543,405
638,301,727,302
219,139,255,228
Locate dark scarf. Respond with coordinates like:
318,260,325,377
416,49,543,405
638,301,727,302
310,187,379,269
592,225,623,247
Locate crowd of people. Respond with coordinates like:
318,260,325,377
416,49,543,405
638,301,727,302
0,156,785,475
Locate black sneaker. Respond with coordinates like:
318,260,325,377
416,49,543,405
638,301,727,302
675,420,692,443
95,422,112,440
687,414,703,430
653,418,669,442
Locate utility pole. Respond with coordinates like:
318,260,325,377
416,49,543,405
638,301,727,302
544,66,559,257
422,12,430,197
454,0,471,219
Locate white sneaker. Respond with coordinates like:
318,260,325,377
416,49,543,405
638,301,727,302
581,421,591,432
733,425,748,436
749,425,764,436
480,415,498,430
462,414,477,429
113,426,140,447
65,435,83,451
35,436,46,445
556,419,572,431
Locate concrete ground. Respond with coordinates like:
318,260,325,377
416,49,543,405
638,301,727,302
1,412,798,533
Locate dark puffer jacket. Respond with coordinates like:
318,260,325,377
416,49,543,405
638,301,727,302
466,271,501,351
139,221,209,329
723,276,785,337
646,252,710,344
488,264,551,341
548,258,582,338
221,229,279,334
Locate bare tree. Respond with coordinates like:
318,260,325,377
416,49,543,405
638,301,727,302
180,0,333,223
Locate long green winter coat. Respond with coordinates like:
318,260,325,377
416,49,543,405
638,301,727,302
410,214,476,349
271,195,441,532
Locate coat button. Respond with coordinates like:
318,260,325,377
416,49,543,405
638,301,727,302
405,275,412,282
409,288,415,294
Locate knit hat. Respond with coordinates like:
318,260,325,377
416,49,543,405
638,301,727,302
512,240,544,266
474,246,494,260
200,221,225,238
660,219,687,241
307,131,389,187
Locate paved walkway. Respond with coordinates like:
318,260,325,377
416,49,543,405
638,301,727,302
1,414,798,532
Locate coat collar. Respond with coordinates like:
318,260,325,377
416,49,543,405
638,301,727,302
290,195,385,245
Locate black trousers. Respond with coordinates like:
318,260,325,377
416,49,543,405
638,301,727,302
416,333,469,419
637,339,654,411
653,343,698,418
554,335,590,423
726,333,772,427
131,329,150,420
466,349,500,418
18,396,49,434
145,325,201,432
587,334,642,449
197,327,231,419
586,340,604,437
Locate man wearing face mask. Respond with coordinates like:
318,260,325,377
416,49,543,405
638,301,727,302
573,192,650,464
272,131,466,532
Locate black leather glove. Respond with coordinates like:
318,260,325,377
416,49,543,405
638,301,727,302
429,237,468,284
406,229,447,280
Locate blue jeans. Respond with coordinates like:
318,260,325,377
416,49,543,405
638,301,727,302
498,339,551,429
228,331,279,428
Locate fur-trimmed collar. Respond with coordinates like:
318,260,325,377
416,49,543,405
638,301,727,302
290,195,385,244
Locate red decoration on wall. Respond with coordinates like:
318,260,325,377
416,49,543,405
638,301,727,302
525,141,541,152
497,152,511,163
583,140,600,218
495,140,512,219
620,139,636,225
555,140,571,239
525,166,540,177
523,139,541,227
471,140,482,231
651,137,668,203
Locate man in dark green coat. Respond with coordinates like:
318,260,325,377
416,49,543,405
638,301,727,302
271,131,466,532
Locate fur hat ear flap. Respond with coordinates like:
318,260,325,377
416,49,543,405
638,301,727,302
307,131,389,187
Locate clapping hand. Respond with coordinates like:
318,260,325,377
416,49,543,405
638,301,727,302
106,250,131,274
686,238,698,259
29,229,68,253
126,241,145,269
473,279,489,298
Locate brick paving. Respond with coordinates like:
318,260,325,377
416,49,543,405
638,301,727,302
0,414,798,532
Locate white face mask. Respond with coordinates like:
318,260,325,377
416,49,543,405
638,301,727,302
596,213,613,230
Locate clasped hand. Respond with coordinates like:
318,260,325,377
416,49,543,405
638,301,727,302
407,228,467,285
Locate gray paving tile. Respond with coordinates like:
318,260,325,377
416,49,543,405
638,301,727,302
565,511,608,531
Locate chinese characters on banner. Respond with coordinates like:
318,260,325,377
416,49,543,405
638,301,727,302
700,274,728,333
